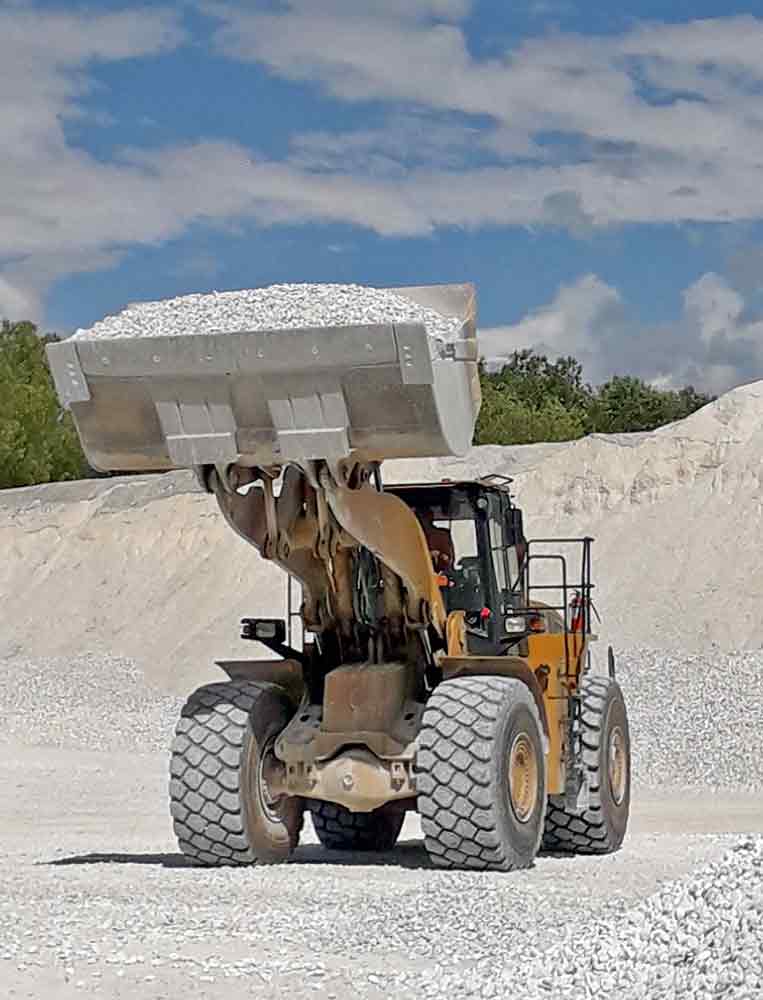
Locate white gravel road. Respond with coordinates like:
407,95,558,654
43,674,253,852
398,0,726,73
1,650,761,1000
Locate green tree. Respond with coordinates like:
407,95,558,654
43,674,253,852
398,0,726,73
0,321,88,489
475,372,586,446
587,376,714,434
484,349,590,415
475,349,714,445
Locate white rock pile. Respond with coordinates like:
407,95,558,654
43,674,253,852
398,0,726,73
0,654,183,753
6,646,762,792
616,648,763,791
71,283,463,340
422,836,763,1000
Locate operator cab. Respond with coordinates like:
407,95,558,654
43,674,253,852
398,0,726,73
387,477,527,655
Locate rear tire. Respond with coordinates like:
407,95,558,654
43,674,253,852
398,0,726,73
542,674,631,855
416,676,547,871
310,801,404,852
170,680,303,866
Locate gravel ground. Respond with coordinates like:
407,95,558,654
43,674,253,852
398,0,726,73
0,739,752,1000
1,650,761,999
71,283,463,341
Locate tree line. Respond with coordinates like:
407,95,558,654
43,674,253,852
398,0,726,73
1,321,89,489
1,321,714,489
475,350,713,446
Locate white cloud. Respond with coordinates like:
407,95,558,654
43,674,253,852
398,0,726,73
479,275,624,383
0,6,420,325
236,0,473,21
683,273,745,344
0,276,43,326
289,113,482,174
620,15,763,73
681,273,763,393
0,3,487,325
209,6,763,228
4,2,763,339
0,7,188,317
479,271,763,393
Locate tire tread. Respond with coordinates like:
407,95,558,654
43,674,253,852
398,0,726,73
416,676,545,872
541,675,629,855
310,801,404,851
169,680,303,867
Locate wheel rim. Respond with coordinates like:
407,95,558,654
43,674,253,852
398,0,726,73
256,738,286,823
508,732,539,823
608,726,627,806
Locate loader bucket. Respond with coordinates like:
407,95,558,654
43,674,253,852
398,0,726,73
46,283,480,472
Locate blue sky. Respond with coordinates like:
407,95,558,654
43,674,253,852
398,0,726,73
2,1,763,392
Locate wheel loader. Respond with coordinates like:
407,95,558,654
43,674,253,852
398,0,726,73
47,282,630,871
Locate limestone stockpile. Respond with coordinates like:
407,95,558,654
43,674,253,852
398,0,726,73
2,381,763,692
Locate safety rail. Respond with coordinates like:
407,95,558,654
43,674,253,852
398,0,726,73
518,537,595,678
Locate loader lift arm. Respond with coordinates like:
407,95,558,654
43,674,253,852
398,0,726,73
206,458,447,697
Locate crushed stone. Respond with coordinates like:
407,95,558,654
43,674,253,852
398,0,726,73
2,646,761,791
71,283,463,341
405,836,763,999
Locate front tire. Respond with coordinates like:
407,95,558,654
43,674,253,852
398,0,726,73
170,680,303,866
416,676,547,871
542,674,631,854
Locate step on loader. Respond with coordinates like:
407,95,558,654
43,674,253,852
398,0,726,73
47,282,630,871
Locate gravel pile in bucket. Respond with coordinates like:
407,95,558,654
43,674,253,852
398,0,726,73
71,283,463,341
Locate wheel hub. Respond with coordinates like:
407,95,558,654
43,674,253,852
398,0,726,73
256,739,287,822
508,732,538,824
608,726,627,806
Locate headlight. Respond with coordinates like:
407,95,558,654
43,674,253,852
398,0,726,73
504,616,526,634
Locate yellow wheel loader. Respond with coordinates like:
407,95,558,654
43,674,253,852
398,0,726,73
47,282,630,871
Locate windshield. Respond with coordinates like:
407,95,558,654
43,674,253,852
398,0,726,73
425,516,486,618
442,518,485,616
389,485,490,626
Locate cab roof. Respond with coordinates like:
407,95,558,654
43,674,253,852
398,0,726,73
387,474,514,495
